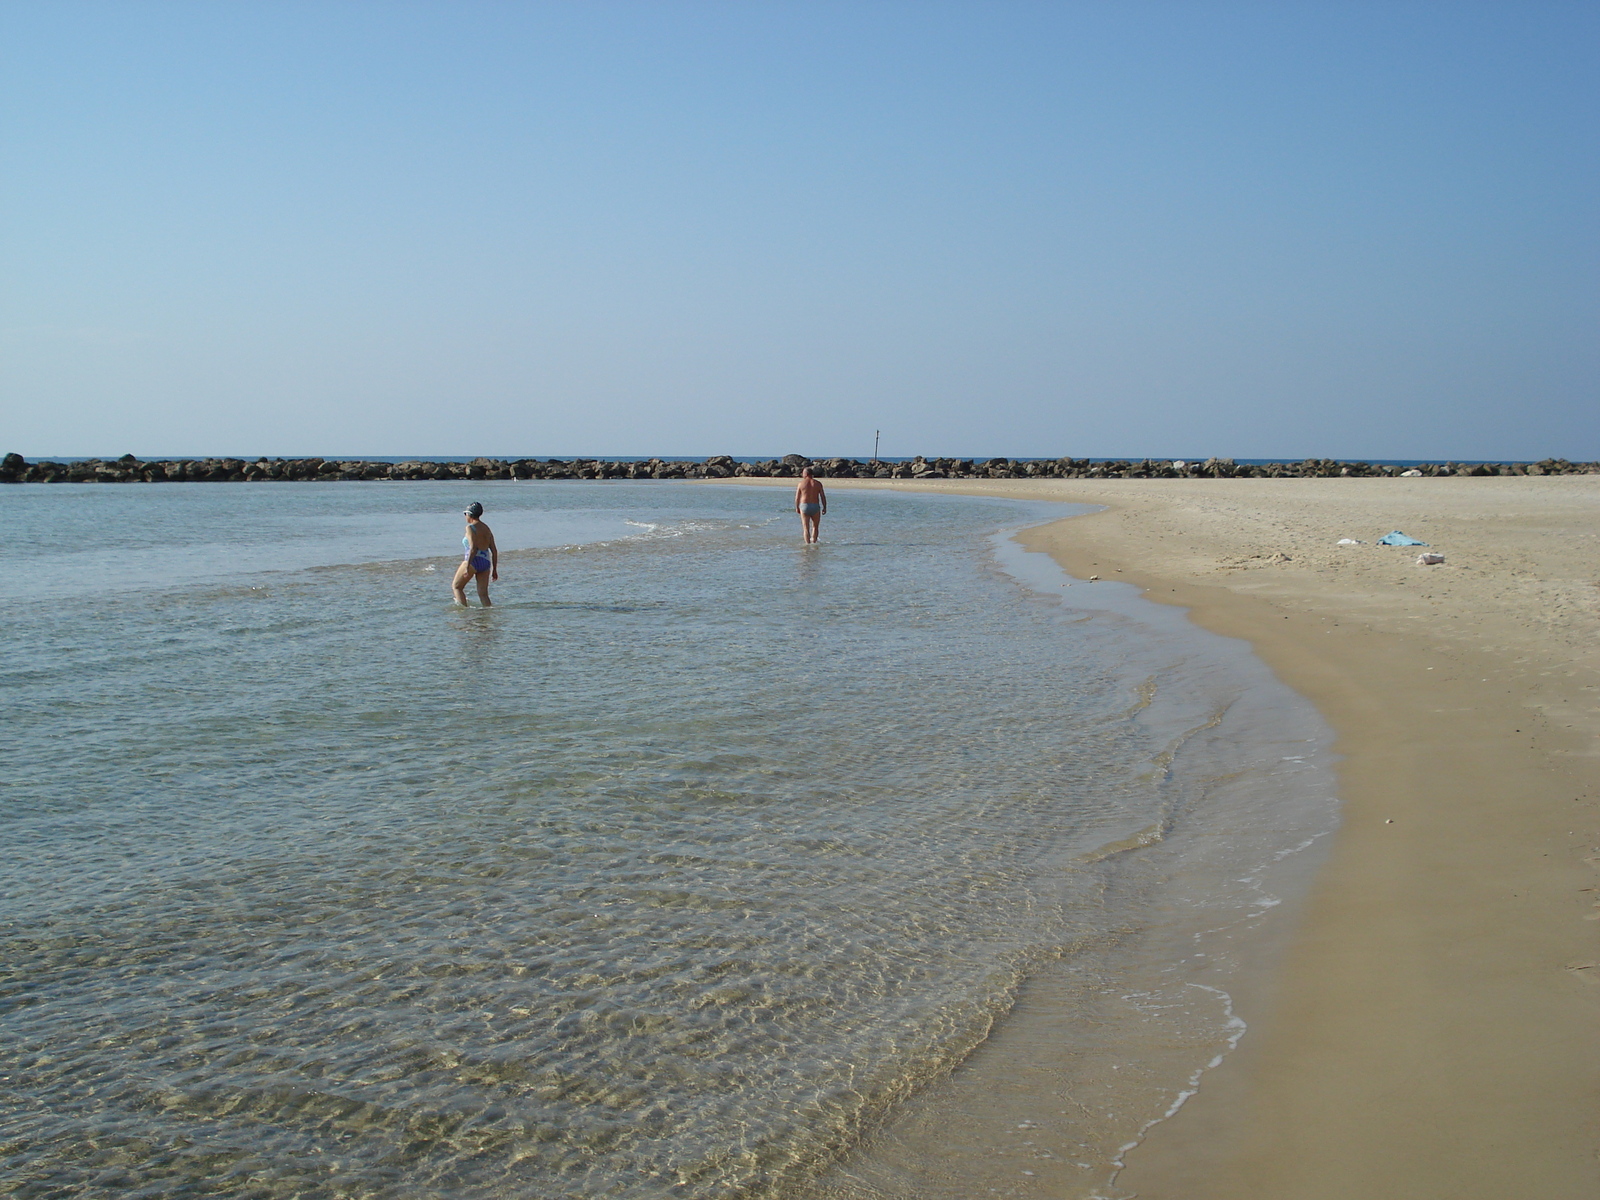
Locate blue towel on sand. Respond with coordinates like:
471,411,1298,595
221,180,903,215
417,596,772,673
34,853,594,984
1377,531,1429,546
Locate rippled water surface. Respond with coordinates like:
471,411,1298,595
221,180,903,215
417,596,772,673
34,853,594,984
0,481,1334,1199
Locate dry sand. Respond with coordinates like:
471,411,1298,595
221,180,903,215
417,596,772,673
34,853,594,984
732,475,1600,1197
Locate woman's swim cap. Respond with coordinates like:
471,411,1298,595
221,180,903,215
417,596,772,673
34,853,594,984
464,502,484,517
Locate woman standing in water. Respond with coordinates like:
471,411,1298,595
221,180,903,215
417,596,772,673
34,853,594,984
453,502,498,606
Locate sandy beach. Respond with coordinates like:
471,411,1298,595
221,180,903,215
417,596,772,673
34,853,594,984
734,474,1600,1197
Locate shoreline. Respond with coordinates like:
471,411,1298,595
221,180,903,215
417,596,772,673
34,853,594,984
803,514,1343,1200
721,476,1600,1197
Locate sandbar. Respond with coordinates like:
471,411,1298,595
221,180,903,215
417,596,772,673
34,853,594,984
725,474,1600,1198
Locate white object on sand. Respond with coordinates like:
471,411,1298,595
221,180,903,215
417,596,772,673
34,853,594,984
1416,552,1445,565
1337,538,1364,545
1400,468,1423,476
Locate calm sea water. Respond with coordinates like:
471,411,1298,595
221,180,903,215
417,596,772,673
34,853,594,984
0,481,1336,1200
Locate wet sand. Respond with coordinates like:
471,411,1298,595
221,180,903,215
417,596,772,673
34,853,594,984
726,475,1600,1197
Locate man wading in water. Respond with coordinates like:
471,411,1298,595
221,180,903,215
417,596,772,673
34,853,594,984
454,502,499,606
794,467,827,543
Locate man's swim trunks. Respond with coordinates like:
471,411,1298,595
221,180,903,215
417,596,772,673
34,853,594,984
799,503,821,516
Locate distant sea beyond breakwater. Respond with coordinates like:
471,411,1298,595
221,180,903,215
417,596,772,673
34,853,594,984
4,451,1597,484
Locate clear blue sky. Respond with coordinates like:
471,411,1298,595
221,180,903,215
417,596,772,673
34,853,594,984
2,1,1595,460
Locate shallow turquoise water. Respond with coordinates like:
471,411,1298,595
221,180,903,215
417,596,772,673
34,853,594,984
0,481,1334,1199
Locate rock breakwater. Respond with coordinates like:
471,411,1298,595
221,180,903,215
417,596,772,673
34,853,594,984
3,451,1596,485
